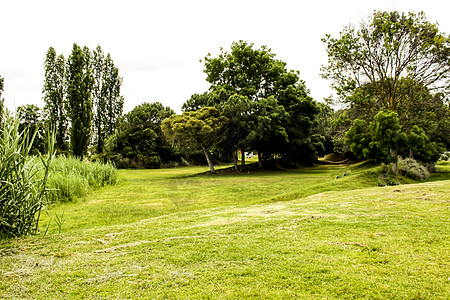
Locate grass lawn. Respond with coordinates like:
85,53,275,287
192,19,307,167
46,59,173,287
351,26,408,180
0,161,449,299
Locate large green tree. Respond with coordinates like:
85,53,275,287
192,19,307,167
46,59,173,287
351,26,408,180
322,11,450,108
66,44,94,159
196,41,321,167
323,11,450,168
43,47,68,151
162,107,229,173
106,102,176,168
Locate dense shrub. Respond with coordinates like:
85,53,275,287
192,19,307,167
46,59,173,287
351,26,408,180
398,157,430,180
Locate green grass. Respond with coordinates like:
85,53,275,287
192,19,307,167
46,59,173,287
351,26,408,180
0,161,449,299
39,161,384,233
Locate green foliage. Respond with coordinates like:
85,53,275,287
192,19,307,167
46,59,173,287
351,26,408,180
106,102,176,168
17,104,46,154
346,110,402,175
67,44,94,159
46,156,116,203
398,157,430,180
198,41,324,166
162,107,229,172
323,11,450,164
0,76,4,126
92,46,124,154
322,11,450,105
0,114,54,238
43,47,69,152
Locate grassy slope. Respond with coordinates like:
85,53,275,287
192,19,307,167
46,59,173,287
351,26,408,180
0,162,449,299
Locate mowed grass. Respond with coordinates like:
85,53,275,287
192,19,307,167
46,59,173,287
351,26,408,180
0,161,449,299
39,161,383,233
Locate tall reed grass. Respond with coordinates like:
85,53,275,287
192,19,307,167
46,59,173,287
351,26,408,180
45,156,117,203
0,115,54,238
0,112,116,237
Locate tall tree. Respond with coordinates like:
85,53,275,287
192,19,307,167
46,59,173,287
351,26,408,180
67,44,94,159
322,11,450,169
201,41,321,167
43,47,68,151
92,46,123,154
162,107,229,173
322,11,450,109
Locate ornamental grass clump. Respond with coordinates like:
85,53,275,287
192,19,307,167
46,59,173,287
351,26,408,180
398,157,430,180
0,115,54,238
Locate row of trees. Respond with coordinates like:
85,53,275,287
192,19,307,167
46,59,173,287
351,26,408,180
105,11,450,173
43,44,123,158
2,11,448,174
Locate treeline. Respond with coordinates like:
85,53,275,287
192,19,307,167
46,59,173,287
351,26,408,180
1,10,449,174
1,44,124,159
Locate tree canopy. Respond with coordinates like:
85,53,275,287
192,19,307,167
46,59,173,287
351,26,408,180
106,102,176,168
162,107,229,173
322,11,450,108
323,11,450,168
43,44,124,158
188,41,323,168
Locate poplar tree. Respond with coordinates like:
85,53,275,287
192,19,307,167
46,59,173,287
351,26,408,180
92,46,123,154
43,47,68,151
67,43,94,159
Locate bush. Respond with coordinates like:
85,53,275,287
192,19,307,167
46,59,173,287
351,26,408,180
0,115,54,238
398,157,430,180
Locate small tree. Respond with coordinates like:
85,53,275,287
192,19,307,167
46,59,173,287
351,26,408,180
0,75,4,100
161,107,229,173
17,104,45,154
346,110,401,174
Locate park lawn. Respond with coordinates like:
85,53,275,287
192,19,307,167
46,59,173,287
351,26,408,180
0,161,449,299
38,161,383,233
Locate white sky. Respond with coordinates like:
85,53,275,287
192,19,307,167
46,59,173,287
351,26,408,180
1,0,448,113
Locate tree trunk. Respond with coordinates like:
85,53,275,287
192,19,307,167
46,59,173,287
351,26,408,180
258,151,262,168
409,149,413,158
240,147,245,167
232,148,238,171
202,146,215,173
390,147,399,176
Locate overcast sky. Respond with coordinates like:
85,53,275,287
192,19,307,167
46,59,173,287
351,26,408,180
1,0,448,113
